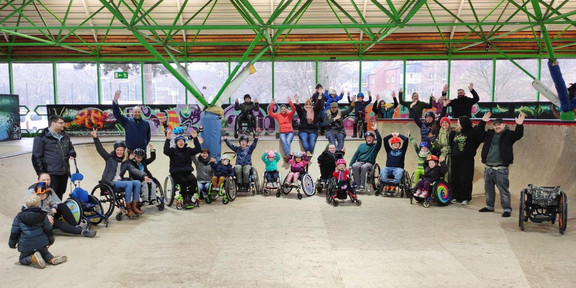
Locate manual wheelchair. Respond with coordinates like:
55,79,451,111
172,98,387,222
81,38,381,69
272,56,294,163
163,175,199,210
519,184,568,234
409,179,451,208
325,178,362,207
204,176,236,205
261,171,282,197
376,169,412,198
281,170,315,199
234,113,257,138
350,163,380,194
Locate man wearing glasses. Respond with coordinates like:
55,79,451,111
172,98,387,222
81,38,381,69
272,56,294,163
32,115,76,200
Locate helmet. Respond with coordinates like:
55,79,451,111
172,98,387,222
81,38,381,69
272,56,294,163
34,182,49,195
174,135,186,143
293,151,303,158
220,154,231,161
364,131,375,139
357,92,364,98
336,159,347,166
266,151,276,158
424,111,436,119
390,136,401,144
239,135,249,143
113,141,126,150
419,141,430,149
329,88,337,95
426,155,439,162
173,127,184,134
133,148,146,157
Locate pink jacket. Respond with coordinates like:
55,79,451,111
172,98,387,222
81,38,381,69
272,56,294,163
269,101,296,133
289,158,309,173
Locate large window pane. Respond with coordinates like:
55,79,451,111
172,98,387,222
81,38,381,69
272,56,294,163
143,63,186,105
0,63,8,94
234,62,272,102
365,60,404,102
13,63,54,108
540,58,576,102
274,61,316,100
57,63,98,104
405,60,448,99
100,63,142,104
495,59,538,101
450,60,493,102
318,61,359,99
187,62,229,105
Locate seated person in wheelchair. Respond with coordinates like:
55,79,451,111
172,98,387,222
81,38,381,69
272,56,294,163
414,155,448,198
234,94,259,133
350,123,381,190
25,175,96,237
348,91,372,138
163,129,202,208
262,150,281,188
129,146,157,205
92,128,148,218
285,151,309,187
317,144,345,182
408,135,431,189
193,148,214,199
333,159,353,195
380,133,409,191
224,133,259,190
210,154,234,190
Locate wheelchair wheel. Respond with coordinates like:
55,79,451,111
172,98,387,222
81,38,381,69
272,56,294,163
519,190,526,231
315,179,323,194
558,192,567,234
302,174,315,197
63,198,83,226
282,176,292,195
326,179,335,203
91,183,115,218
403,171,414,198
153,178,165,211
371,164,380,192
432,180,450,206
251,169,260,196
205,183,213,204
163,176,176,207
225,177,237,202
85,195,105,225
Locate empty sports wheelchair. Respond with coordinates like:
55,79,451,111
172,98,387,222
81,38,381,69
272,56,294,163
376,169,412,198
519,184,568,234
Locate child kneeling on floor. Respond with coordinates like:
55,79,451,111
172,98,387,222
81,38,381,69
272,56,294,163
9,195,67,269
413,155,447,198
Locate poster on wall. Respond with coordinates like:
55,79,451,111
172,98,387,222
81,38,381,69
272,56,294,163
0,94,21,141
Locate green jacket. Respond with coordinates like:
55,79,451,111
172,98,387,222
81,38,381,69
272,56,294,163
351,130,382,164
262,151,281,171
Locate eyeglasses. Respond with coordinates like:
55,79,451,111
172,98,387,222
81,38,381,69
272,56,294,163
56,121,65,124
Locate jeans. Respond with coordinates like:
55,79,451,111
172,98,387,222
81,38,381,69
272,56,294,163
548,60,576,112
265,170,279,183
326,131,346,151
298,131,318,154
352,162,372,187
198,181,210,197
484,167,512,212
380,167,404,185
279,132,294,156
234,165,252,185
113,180,141,203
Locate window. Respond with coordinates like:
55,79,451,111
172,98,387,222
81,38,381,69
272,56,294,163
363,60,403,101
187,62,229,105
233,62,272,102
406,60,448,99
450,60,493,101
0,63,8,94
494,59,538,101
317,61,359,95
12,63,54,109
100,63,142,104
274,61,315,102
540,58,576,102
143,63,186,105
57,63,98,104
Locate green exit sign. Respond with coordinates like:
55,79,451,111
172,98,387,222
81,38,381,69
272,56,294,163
114,72,128,79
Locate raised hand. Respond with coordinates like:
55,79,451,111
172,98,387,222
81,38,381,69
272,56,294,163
371,122,377,131
469,82,474,91
90,127,98,138
113,90,121,102
392,132,399,138
190,129,198,139
148,143,154,151
254,98,258,104
516,112,525,125
375,94,381,101
166,129,172,139
443,84,448,93
482,111,492,122
368,91,372,97
398,87,403,93
287,96,292,102
294,94,299,103
235,98,239,104
351,95,357,102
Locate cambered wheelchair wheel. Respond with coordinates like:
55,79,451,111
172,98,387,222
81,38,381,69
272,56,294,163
64,198,83,226
205,183,214,204
251,169,260,196
282,176,292,195
85,195,106,225
519,190,526,231
302,174,315,197
558,192,568,234
225,177,236,202
91,183,115,219
432,180,451,206
163,176,176,207
152,178,165,211
371,164,380,192
326,179,336,204
403,171,414,198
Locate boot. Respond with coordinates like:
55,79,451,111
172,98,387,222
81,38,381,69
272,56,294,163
126,202,136,218
132,201,144,215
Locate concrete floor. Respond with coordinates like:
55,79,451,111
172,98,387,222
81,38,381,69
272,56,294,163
1,121,575,287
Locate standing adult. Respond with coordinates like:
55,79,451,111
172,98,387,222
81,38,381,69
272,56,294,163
294,94,323,156
323,97,355,151
32,115,76,200
479,114,525,217
112,90,151,153
269,96,296,158
449,113,490,205
443,83,480,118
310,84,326,135
398,88,433,118
350,123,381,190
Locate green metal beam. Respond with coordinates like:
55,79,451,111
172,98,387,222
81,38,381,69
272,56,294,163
370,0,399,22
326,0,361,52
531,0,555,60
0,0,36,26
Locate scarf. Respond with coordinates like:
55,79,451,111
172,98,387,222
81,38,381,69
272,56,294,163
198,155,210,165
304,106,315,124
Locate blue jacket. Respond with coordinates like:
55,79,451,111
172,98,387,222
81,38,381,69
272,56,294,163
210,161,234,178
225,138,258,166
9,207,54,253
323,90,344,110
112,101,151,151
348,95,373,117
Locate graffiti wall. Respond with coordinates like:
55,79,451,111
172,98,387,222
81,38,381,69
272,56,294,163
0,94,21,141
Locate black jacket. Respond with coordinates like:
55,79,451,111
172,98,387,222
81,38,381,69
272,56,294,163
129,150,156,180
32,128,76,176
234,101,258,115
481,125,524,166
93,137,146,187
317,150,344,179
164,138,202,174
295,99,323,132
449,120,486,158
9,207,54,253
447,89,480,118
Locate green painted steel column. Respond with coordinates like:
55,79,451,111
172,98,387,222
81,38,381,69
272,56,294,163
271,60,275,99
402,59,406,98
97,59,102,104
8,61,13,94
140,61,145,104
358,58,363,93
531,0,556,61
491,58,496,102
536,55,542,102
446,58,452,99
52,61,58,104
315,60,318,90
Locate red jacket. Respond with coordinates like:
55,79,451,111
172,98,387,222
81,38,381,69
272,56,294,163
333,169,349,181
269,101,296,133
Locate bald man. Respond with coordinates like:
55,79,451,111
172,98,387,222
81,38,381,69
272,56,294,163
112,90,151,153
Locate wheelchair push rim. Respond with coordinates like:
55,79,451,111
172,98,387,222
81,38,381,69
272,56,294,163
302,174,316,196
90,183,115,218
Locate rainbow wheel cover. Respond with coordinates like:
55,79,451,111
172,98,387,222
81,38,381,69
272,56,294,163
435,182,450,205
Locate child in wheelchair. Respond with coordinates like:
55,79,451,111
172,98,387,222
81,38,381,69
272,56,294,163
210,154,234,191
329,159,361,205
285,151,309,187
262,150,281,189
408,134,431,191
380,133,409,191
193,148,214,199
234,94,259,136
224,133,259,190
317,144,344,191
413,155,447,198
129,146,157,205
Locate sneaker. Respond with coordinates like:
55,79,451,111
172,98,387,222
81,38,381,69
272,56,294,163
291,183,298,187
502,211,511,217
461,200,469,205
82,229,97,238
31,251,46,269
413,189,422,197
49,256,67,265
358,186,365,191
140,200,149,206
420,191,428,198
450,199,459,204
352,134,357,138
479,207,494,213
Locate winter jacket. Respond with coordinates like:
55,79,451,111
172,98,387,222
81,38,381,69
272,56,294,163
333,169,350,181
225,138,258,166
235,101,259,115
318,150,344,179
351,130,382,164
94,137,146,187
398,92,433,117
129,150,156,180
269,101,296,133
373,98,398,119
262,151,281,172
409,135,431,171
481,125,524,167
295,99,323,133
163,137,202,174
192,155,214,182
9,207,54,253
348,95,373,117
288,154,309,173
446,89,480,118
32,128,76,176
449,120,486,159
421,163,448,182
323,104,355,134
210,162,234,178
383,134,409,168
112,101,151,151
409,108,439,144
25,185,61,215
323,91,345,110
